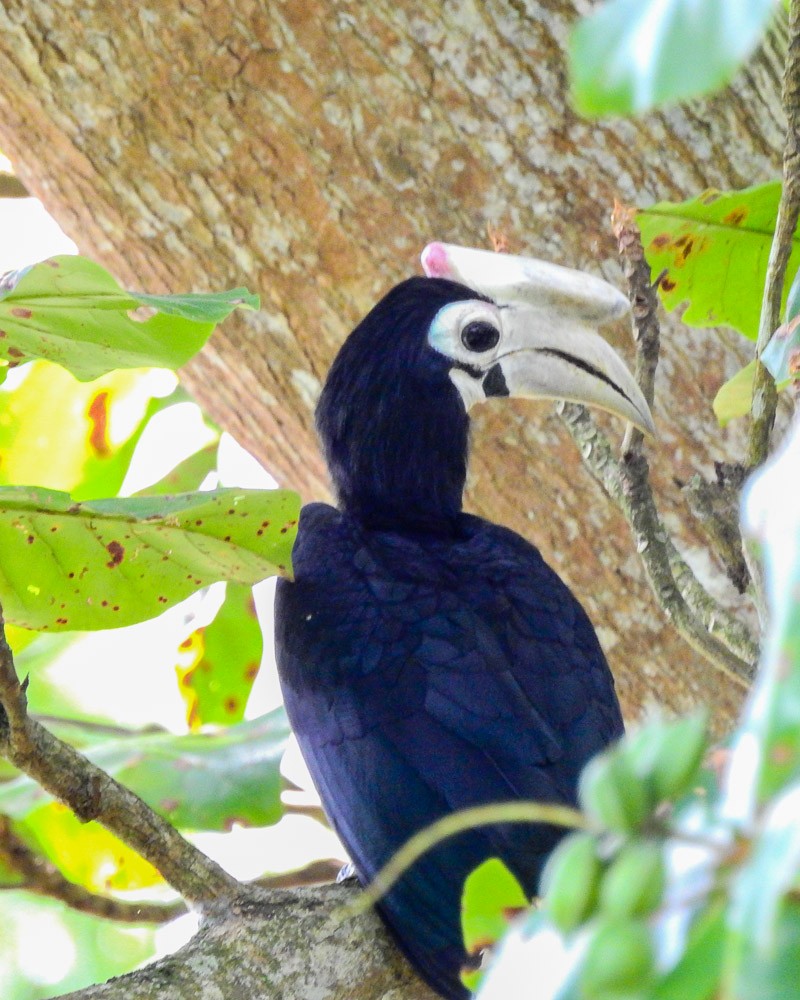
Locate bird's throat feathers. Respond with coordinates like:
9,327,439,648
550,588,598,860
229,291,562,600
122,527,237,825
316,278,476,535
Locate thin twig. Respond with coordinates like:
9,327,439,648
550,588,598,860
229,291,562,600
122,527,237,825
748,0,800,468
558,403,755,685
0,815,186,923
0,605,241,907
255,858,344,890
612,202,660,457
556,213,758,681
682,466,750,594
0,814,343,923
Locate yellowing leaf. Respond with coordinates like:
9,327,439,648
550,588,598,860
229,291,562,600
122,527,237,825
21,802,161,892
713,360,757,426
176,583,262,730
0,362,174,499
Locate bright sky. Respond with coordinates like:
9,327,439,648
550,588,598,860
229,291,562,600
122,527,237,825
0,196,77,271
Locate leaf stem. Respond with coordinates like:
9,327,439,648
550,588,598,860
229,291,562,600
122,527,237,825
346,802,588,915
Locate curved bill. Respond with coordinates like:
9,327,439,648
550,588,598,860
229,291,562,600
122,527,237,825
490,303,655,436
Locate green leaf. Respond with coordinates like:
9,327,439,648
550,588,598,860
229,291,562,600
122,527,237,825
461,858,528,955
713,360,757,426
134,288,259,323
638,182,800,340
0,710,290,832
461,858,528,993
0,256,258,381
570,0,778,118
176,583,263,729
0,485,299,631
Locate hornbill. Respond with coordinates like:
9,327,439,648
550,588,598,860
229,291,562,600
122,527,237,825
274,243,654,999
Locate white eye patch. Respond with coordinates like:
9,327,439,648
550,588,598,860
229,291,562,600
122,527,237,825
427,300,505,367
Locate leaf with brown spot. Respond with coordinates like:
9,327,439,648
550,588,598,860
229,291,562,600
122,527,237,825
0,485,300,631
459,858,528,993
0,362,188,502
638,182,800,340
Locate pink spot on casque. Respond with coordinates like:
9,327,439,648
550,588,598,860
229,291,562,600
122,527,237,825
10,308,32,319
421,242,452,278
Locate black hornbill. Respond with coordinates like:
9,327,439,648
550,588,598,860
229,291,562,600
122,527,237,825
274,243,654,999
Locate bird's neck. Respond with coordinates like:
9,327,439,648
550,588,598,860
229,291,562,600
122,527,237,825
323,384,470,537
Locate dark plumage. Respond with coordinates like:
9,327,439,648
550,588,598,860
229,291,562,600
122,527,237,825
275,276,623,999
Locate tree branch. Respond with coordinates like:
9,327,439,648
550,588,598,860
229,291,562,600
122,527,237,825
682,465,750,594
0,605,241,907
58,883,436,1000
556,210,758,682
748,0,800,468
557,403,755,686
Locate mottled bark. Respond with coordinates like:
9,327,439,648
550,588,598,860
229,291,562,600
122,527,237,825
0,1,782,728
0,1,788,996
61,883,437,1000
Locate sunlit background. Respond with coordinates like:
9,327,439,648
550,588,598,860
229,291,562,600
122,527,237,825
0,157,344,997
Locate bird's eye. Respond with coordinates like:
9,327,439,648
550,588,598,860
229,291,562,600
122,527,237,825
460,320,500,353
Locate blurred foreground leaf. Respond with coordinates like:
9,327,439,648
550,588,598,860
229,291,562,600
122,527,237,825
0,893,154,1000
570,0,777,117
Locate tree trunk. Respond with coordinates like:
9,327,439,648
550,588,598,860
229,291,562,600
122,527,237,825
0,1,782,727
0,3,787,996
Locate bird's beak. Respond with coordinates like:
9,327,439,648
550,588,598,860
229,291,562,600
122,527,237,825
422,242,655,436
487,302,655,435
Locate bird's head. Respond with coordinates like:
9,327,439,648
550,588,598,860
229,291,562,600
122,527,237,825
316,243,653,534
420,242,654,433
